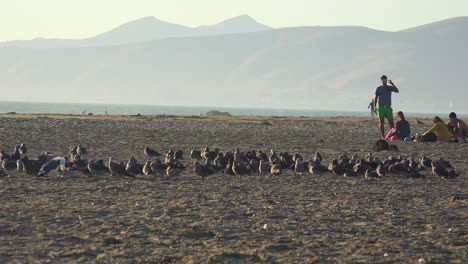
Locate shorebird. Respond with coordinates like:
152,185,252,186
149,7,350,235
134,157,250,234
247,159,259,175
10,145,21,161
258,159,270,175
313,152,323,163
108,157,125,177
0,150,10,161
19,143,27,155
232,161,249,176
190,149,202,159
270,163,282,176
294,158,305,175
431,161,448,178
38,157,67,177
2,159,17,170
376,163,386,177
150,160,168,176
328,159,344,176
142,161,152,175
223,159,235,176
194,161,215,178
77,145,87,155
364,169,380,180
175,150,183,160
19,156,42,175
144,147,161,158
16,160,24,172
165,164,181,179
125,158,139,178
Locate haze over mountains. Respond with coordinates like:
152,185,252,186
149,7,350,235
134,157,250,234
1,16,467,113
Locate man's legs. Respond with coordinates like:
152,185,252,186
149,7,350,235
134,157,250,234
379,118,385,139
388,118,395,129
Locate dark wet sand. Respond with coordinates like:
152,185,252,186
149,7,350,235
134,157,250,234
0,114,466,263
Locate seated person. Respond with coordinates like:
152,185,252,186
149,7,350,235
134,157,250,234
385,111,411,140
420,116,451,142
446,112,467,143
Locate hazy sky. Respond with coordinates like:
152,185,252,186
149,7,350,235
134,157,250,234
1,0,467,41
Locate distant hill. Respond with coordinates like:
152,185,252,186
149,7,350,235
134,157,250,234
0,17,467,113
0,15,272,48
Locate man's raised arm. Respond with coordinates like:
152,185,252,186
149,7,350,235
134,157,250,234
389,80,399,93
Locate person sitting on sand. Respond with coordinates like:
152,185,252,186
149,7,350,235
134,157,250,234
446,112,467,143
385,111,411,141
420,116,451,142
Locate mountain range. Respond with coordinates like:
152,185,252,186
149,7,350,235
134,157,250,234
0,15,271,48
1,16,467,113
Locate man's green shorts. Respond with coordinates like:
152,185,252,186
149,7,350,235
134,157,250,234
377,106,393,119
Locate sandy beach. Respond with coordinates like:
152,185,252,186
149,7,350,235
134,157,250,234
0,114,466,263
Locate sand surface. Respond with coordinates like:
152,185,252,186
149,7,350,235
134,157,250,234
0,114,466,263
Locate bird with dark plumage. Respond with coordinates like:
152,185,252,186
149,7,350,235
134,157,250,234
232,161,249,176
431,161,448,178
87,159,108,175
150,160,168,176
194,161,215,178
259,159,270,175
364,170,380,180
16,160,24,172
175,150,183,160
294,158,305,175
328,159,344,176
0,150,10,161
166,164,181,178
108,157,125,177
143,161,152,176
10,145,21,161
2,159,17,170
38,157,66,177
144,147,161,158
190,149,202,159
19,143,27,155
19,156,42,175
77,145,87,155
125,158,139,178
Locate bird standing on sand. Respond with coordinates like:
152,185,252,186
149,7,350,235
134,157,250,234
364,169,380,180
0,150,10,161
194,161,215,178
144,147,161,158
143,161,152,175
108,157,125,177
294,158,305,175
270,163,282,176
19,143,27,155
77,145,87,155
19,156,42,175
328,159,344,176
10,145,21,161
2,159,17,170
38,157,67,177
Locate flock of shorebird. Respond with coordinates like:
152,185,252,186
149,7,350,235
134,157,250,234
0,143,461,180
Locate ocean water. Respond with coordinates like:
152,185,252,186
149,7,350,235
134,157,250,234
0,101,462,118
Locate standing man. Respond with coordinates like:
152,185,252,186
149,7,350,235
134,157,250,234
374,75,399,139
